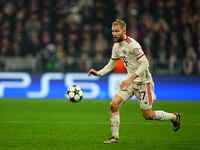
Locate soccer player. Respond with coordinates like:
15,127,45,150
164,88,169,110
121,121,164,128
88,19,181,144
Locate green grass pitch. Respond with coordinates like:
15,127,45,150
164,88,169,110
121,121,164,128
0,99,200,150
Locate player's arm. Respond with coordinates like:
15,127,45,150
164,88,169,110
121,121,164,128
88,58,119,76
120,55,149,90
88,43,120,76
120,45,149,89
130,45,149,80
129,55,149,81
97,58,119,76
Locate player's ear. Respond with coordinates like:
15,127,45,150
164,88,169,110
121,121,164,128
123,29,126,35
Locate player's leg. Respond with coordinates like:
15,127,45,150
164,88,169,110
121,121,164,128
138,83,181,131
141,109,181,132
104,84,134,144
141,109,176,121
104,94,125,144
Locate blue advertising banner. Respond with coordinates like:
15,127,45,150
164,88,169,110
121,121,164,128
0,72,200,100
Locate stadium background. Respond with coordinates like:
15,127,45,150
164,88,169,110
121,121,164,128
0,0,200,150
0,0,200,100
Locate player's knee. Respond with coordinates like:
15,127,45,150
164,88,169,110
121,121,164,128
143,114,153,120
110,102,119,112
142,111,153,120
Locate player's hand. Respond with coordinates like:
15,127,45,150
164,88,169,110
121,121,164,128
88,69,99,76
120,78,132,90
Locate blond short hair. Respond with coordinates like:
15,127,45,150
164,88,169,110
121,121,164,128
112,19,126,31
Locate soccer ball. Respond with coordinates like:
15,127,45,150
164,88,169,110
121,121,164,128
66,85,83,102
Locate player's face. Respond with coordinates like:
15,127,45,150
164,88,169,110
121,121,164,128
112,25,125,42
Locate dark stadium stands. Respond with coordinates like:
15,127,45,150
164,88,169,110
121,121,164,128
0,0,200,75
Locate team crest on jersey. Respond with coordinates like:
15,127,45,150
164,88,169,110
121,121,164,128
133,48,142,56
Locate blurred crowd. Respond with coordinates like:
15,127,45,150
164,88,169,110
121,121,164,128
0,0,200,75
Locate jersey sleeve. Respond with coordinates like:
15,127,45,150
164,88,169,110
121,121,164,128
135,55,149,75
97,43,119,76
129,42,149,75
97,59,118,76
130,43,144,60
111,43,120,60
